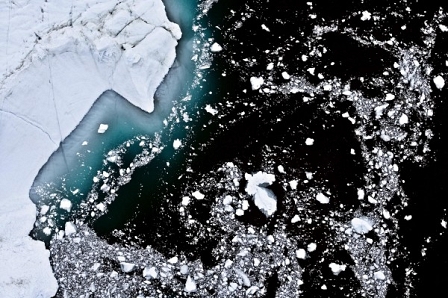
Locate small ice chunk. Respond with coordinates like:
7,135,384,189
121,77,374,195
307,242,317,252
440,24,448,32
357,189,365,200
143,267,158,279
96,203,106,212
266,63,274,70
289,180,298,190
210,42,223,52
351,217,373,234
234,268,251,287
316,193,330,204
180,265,189,275
374,271,386,280
399,114,409,125
385,93,395,101
168,256,178,264
434,75,445,89
329,263,347,275
120,262,135,273
250,77,264,90
277,165,285,173
192,191,205,200
261,24,270,32
185,276,197,292
173,139,182,149
181,196,191,206
65,222,77,236
205,104,218,115
291,215,300,223
98,124,109,133
305,138,314,145
60,199,72,212
323,84,332,91
43,227,52,236
296,249,306,259
361,11,371,21
281,72,291,80
223,195,232,205
82,141,88,146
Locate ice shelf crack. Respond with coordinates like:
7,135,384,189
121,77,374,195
0,109,57,145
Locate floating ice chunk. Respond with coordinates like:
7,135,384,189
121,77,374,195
323,84,332,91
357,189,365,200
434,75,445,89
168,256,178,264
60,199,72,212
281,72,291,80
351,217,373,234
181,196,191,206
399,114,409,125
277,165,285,173
97,124,109,133
65,222,77,236
210,42,223,52
316,193,330,204
234,268,251,287
374,271,386,280
120,262,135,273
291,215,300,223
205,104,218,115
173,139,182,149
261,24,270,32
289,180,298,190
307,242,317,252
180,265,189,275
143,267,158,279
250,77,264,90
43,227,52,236
441,220,447,228
361,11,371,21
96,203,106,212
305,138,314,145
192,191,205,200
185,276,197,292
82,141,88,146
245,172,277,216
385,93,395,101
296,249,306,259
440,24,448,32
329,263,347,275
223,195,232,205
266,63,274,70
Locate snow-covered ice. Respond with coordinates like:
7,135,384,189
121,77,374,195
245,171,277,216
0,0,180,296
433,75,445,89
351,217,374,234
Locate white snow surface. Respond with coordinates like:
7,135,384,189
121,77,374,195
351,217,374,234
0,0,181,297
245,171,277,216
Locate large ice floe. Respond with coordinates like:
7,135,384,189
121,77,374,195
0,0,180,296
